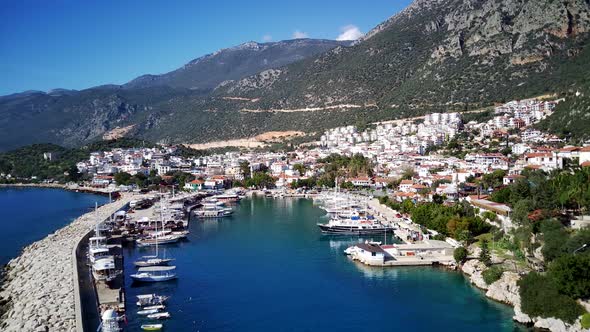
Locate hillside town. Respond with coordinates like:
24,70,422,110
34,97,577,238
3,96,590,332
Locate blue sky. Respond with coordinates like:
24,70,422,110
0,0,412,95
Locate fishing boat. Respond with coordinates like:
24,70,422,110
130,266,177,283
136,294,169,307
147,312,170,320
92,256,121,282
141,323,163,331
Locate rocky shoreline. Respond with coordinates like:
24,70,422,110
461,259,586,332
0,194,134,332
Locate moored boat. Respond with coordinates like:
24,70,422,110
137,308,160,316
141,323,163,331
136,294,169,307
134,256,174,267
130,266,177,283
147,312,170,320
318,213,394,235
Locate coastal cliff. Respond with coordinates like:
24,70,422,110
0,194,134,332
461,259,586,332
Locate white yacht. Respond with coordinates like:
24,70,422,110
317,213,394,235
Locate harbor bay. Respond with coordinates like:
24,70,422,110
0,187,109,266
123,197,523,331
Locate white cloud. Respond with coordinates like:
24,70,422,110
336,25,363,41
292,30,309,39
262,34,273,42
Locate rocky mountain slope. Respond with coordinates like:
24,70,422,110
217,0,590,112
124,39,350,91
1,0,589,151
0,39,348,151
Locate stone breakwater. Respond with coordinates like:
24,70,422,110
0,194,135,332
461,259,585,332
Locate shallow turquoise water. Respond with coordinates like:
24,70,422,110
0,187,109,266
124,197,525,331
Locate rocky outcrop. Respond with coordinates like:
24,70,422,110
460,259,586,331
0,194,135,332
461,259,489,289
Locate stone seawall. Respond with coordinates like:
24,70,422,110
0,194,135,332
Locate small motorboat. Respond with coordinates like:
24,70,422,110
147,312,171,320
137,308,160,316
142,304,165,311
141,324,163,331
136,294,169,307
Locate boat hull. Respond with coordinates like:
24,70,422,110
130,275,177,283
133,259,173,267
317,224,394,235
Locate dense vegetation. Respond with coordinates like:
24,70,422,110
378,197,492,241
519,271,585,323
483,167,590,322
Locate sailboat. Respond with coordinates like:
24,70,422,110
134,196,175,267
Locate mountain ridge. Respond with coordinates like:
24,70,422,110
1,0,590,151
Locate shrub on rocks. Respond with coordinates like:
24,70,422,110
582,313,590,329
518,272,585,323
454,247,468,263
482,266,503,285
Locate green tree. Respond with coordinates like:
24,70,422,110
518,272,585,323
453,247,468,263
548,254,590,299
482,266,504,285
245,172,275,189
511,199,534,225
479,239,492,266
114,172,132,185
239,160,251,180
540,219,569,262
490,187,511,203
293,163,306,176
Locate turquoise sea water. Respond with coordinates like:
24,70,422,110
0,187,109,266
124,197,526,332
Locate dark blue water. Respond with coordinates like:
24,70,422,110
0,187,110,266
124,198,523,331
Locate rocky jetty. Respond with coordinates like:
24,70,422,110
0,194,134,332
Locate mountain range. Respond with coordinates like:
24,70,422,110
1,0,590,151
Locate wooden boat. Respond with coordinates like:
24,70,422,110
141,324,163,331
